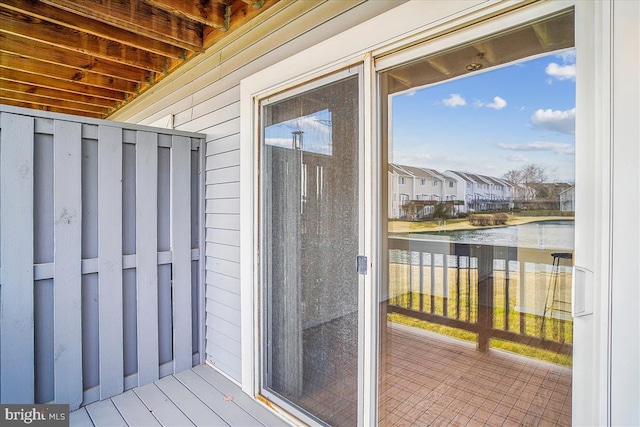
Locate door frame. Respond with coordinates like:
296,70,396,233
255,66,369,426
240,1,610,424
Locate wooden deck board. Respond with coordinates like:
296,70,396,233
133,383,195,427
85,399,127,427
192,365,288,426
174,369,264,427
69,407,92,426
111,390,161,426
71,366,290,427
154,374,228,426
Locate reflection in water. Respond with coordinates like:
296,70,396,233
406,220,575,250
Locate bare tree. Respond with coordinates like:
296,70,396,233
503,169,523,185
520,164,546,199
503,164,546,200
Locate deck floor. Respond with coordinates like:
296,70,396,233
71,326,572,427
70,365,290,427
380,322,572,427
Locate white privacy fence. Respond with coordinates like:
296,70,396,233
0,106,204,410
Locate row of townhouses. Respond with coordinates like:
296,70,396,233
389,163,574,219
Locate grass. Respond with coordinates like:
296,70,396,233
387,263,573,367
388,213,574,233
388,313,572,367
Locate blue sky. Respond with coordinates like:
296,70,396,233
390,48,576,182
264,108,333,155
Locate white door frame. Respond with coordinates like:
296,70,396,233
240,1,611,424
254,66,368,426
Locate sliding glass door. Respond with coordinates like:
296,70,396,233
378,10,576,426
260,70,362,426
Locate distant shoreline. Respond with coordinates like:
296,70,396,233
389,216,574,233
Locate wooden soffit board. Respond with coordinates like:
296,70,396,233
0,0,278,118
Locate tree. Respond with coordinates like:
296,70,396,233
503,164,546,200
431,203,451,220
521,164,546,199
503,168,523,185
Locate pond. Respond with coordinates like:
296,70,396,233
402,220,575,250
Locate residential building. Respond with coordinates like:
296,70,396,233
445,170,514,213
388,164,458,219
560,186,576,212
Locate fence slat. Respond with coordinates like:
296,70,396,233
443,254,449,317
53,120,83,409
98,125,124,399
136,131,159,385
0,113,35,403
171,136,193,373
430,252,435,314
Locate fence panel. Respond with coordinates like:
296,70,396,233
98,125,124,400
0,113,35,403
136,131,160,386
0,107,204,409
171,136,193,373
53,120,83,408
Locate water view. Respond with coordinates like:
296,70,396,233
403,220,575,250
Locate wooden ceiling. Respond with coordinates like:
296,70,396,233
0,0,278,118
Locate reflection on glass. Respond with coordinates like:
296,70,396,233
265,108,333,155
262,76,359,426
380,11,575,426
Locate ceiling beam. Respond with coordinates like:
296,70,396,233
146,0,228,29
0,8,170,72
0,33,151,83
0,54,139,94
0,98,101,118
0,68,126,102
40,0,205,52
0,80,117,108
0,0,189,58
203,0,276,48
0,89,111,115
240,0,265,9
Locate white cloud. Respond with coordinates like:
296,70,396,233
530,108,575,135
265,137,293,148
267,114,332,136
442,94,466,107
497,141,574,155
557,49,576,64
392,151,432,166
486,96,507,110
505,154,529,162
545,63,576,81
474,96,507,110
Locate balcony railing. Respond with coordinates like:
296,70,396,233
387,237,573,355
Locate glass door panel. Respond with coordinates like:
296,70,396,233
379,10,575,426
261,73,360,426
